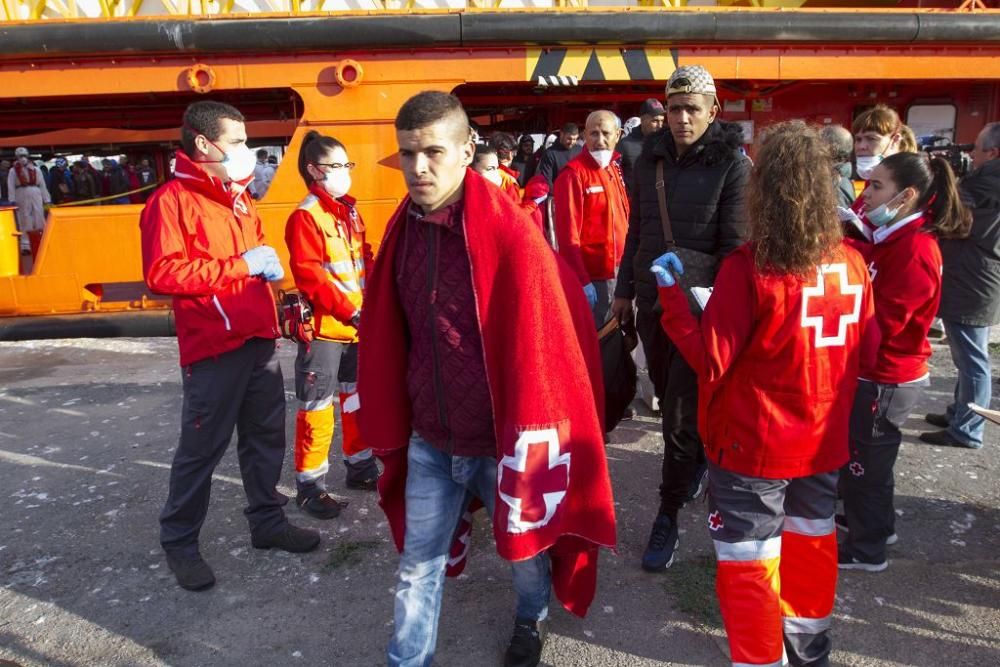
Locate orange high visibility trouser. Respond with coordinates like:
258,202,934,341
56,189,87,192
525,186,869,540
293,340,370,493
707,465,838,667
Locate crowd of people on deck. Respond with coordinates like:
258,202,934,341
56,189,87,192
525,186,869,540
136,63,998,667
2,146,279,255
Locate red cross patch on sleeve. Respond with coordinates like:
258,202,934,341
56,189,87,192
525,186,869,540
497,422,571,535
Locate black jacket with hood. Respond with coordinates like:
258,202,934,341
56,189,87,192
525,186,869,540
615,120,750,311
939,158,1000,327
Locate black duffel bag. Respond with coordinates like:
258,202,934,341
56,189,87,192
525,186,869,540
599,316,638,433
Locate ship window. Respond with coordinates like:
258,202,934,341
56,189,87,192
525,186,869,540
906,104,957,143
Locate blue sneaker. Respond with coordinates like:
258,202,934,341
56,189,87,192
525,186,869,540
642,513,679,572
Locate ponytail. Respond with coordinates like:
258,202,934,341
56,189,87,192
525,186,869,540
297,130,345,186
925,156,972,240
879,152,972,240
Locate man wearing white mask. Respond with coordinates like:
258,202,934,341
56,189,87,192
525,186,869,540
554,109,629,326
140,100,320,592
8,147,51,253
284,131,379,517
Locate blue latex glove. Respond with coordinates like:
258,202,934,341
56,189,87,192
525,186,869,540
242,245,278,276
650,252,684,288
261,257,284,282
583,282,598,308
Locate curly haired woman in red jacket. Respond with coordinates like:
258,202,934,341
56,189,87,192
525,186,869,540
652,121,877,667
838,152,971,573
284,131,378,520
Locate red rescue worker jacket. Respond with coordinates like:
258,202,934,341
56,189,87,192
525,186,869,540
858,211,942,384
659,243,878,479
140,151,280,367
554,150,629,284
285,183,373,343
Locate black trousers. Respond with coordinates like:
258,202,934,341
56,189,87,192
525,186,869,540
636,305,704,517
159,338,289,557
840,379,923,564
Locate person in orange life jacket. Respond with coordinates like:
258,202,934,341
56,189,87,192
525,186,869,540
360,91,615,667
8,147,51,252
554,110,630,327
284,131,378,520
838,152,971,573
140,100,320,593
652,122,878,667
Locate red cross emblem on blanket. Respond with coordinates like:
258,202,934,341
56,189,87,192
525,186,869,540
801,263,862,348
498,426,571,534
708,511,724,531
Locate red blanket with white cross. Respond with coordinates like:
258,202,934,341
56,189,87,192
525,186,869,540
358,169,617,617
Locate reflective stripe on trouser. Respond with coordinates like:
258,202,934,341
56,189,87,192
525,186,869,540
294,403,334,483
338,384,371,462
293,339,344,490
708,464,837,667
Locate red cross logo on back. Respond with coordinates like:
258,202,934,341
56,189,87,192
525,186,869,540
801,263,863,348
498,427,571,534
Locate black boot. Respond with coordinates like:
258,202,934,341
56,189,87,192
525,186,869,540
504,618,544,667
344,457,380,491
165,552,215,591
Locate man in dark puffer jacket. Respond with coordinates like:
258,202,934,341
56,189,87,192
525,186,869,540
612,65,749,572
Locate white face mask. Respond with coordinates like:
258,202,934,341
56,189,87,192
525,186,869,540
220,144,257,182
855,155,883,180
322,169,352,198
17,156,28,165
589,149,613,169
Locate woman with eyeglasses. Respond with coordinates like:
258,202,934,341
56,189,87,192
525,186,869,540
284,130,378,520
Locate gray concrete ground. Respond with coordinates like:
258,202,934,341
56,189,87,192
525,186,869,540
0,337,997,667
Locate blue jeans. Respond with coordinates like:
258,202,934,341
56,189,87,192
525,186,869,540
943,320,991,448
387,436,551,667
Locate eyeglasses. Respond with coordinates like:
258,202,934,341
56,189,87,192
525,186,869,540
314,162,356,171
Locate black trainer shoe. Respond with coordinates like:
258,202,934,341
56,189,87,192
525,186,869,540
685,461,709,504
837,547,887,572
918,429,981,449
642,513,679,572
251,524,321,553
834,514,897,545
504,618,544,667
925,413,950,428
344,457,380,491
296,491,347,520
165,552,215,591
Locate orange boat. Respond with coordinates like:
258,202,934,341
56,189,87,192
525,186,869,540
1,1,998,338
